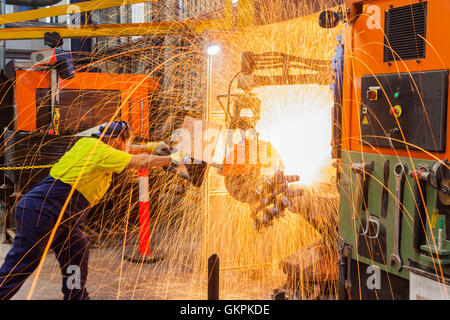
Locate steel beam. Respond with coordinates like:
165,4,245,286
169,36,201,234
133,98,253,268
0,20,227,39
224,0,232,29
0,0,154,25
0,0,235,40
237,0,253,30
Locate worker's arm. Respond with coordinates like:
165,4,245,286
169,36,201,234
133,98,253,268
126,154,172,170
128,142,171,155
128,144,148,155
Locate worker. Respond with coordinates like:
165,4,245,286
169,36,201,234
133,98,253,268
0,121,182,300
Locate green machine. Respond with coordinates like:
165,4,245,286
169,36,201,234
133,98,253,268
339,153,450,299
320,0,450,299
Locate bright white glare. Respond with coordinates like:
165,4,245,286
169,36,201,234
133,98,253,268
206,44,221,55
254,85,334,186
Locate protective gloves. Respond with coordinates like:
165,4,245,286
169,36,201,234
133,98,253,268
169,149,190,165
146,141,171,156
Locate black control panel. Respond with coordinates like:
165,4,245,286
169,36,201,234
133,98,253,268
360,70,448,152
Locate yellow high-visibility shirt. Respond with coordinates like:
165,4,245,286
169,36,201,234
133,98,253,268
50,137,132,206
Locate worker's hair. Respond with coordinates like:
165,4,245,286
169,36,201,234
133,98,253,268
92,121,133,142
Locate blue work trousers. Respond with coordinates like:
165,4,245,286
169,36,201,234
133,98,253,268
0,176,91,300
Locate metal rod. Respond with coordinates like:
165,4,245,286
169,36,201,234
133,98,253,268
207,254,219,300
0,20,227,40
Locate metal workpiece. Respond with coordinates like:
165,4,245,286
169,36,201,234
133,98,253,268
390,162,408,271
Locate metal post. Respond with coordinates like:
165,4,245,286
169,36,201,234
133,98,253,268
138,168,150,255
123,168,164,264
207,254,219,300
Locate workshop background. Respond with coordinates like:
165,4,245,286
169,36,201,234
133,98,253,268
2,0,450,300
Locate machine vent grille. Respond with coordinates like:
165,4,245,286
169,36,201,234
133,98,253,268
384,2,427,62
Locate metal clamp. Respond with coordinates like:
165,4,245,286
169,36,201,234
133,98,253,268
360,216,380,239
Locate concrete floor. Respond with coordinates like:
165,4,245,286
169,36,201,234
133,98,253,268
0,236,209,300
1,234,286,300
0,208,284,300
1,241,63,300
0,202,210,300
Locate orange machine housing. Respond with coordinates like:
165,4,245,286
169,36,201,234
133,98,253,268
14,70,158,139
342,0,450,160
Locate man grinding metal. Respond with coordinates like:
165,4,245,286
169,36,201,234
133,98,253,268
0,121,182,300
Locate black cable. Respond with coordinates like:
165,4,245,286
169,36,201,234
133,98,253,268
226,71,242,123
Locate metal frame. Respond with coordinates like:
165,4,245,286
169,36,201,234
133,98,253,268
0,0,151,25
0,0,238,40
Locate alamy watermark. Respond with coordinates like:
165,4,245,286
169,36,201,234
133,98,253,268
67,5,82,30
66,265,81,290
366,265,381,290
170,119,281,166
366,5,381,30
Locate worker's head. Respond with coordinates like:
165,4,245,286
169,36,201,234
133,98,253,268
92,121,133,151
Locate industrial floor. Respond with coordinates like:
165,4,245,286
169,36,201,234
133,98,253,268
0,207,293,300
1,238,287,300
0,240,155,300
0,204,211,300
1,233,287,300
0,239,211,300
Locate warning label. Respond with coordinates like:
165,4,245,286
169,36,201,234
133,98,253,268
362,115,369,125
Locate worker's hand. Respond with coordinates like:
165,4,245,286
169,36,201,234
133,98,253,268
169,149,189,165
147,141,171,156
156,142,171,155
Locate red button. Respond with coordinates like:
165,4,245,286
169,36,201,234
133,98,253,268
367,89,378,101
390,105,402,117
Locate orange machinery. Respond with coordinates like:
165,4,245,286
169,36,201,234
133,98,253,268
341,0,450,159
13,69,158,138
0,64,159,243
323,0,450,300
